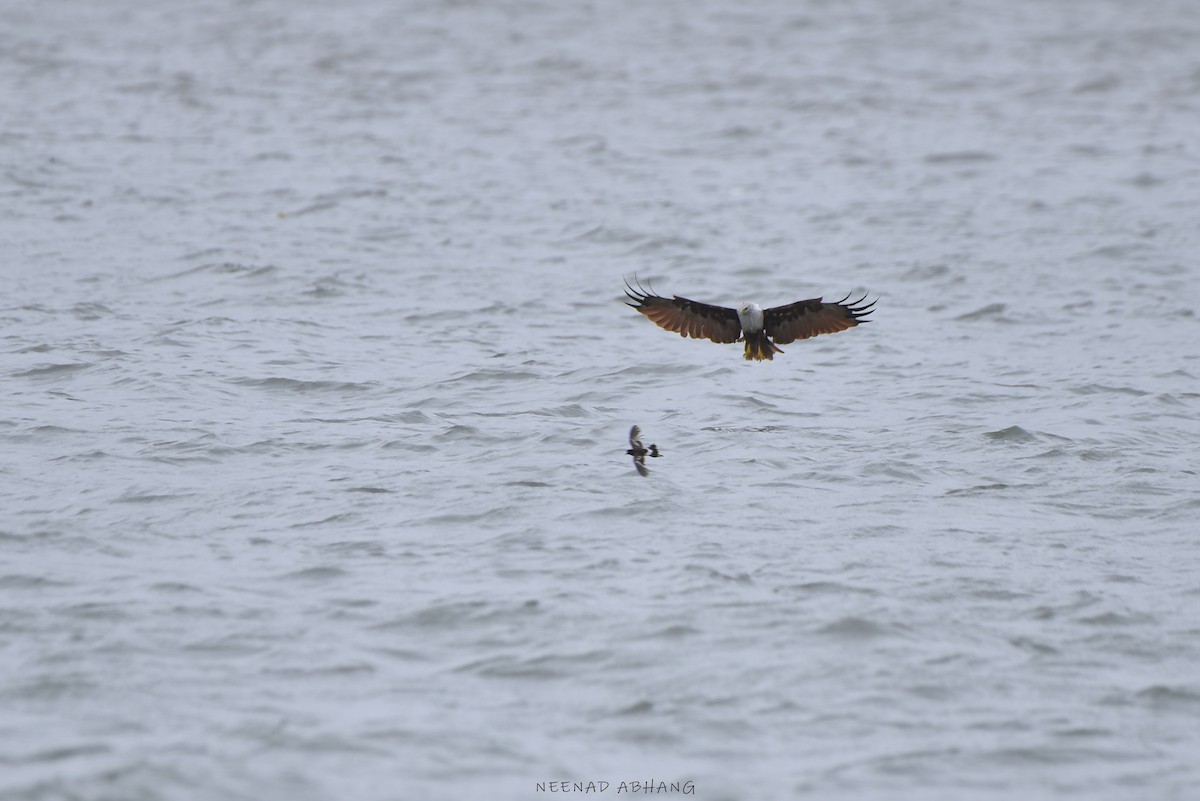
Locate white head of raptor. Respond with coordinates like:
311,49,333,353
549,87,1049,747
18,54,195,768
736,302,764,334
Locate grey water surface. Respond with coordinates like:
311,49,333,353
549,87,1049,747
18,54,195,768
3,0,1200,799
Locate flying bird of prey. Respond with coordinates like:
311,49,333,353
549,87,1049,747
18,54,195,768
626,425,662,477
624,277,874,361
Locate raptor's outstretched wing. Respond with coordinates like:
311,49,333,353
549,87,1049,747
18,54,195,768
764,294,874,345
625,278,741,344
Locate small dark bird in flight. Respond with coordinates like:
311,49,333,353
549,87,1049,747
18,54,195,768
625,277,874,361
626,425,662,477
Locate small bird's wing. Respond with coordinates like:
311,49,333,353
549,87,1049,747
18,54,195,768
625,278,742,344
634,458,649,477
763,294,875,345
629,425,643,449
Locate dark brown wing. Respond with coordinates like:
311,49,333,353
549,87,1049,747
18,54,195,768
763,293,874,345
624,278,741,344
629,425,643,449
